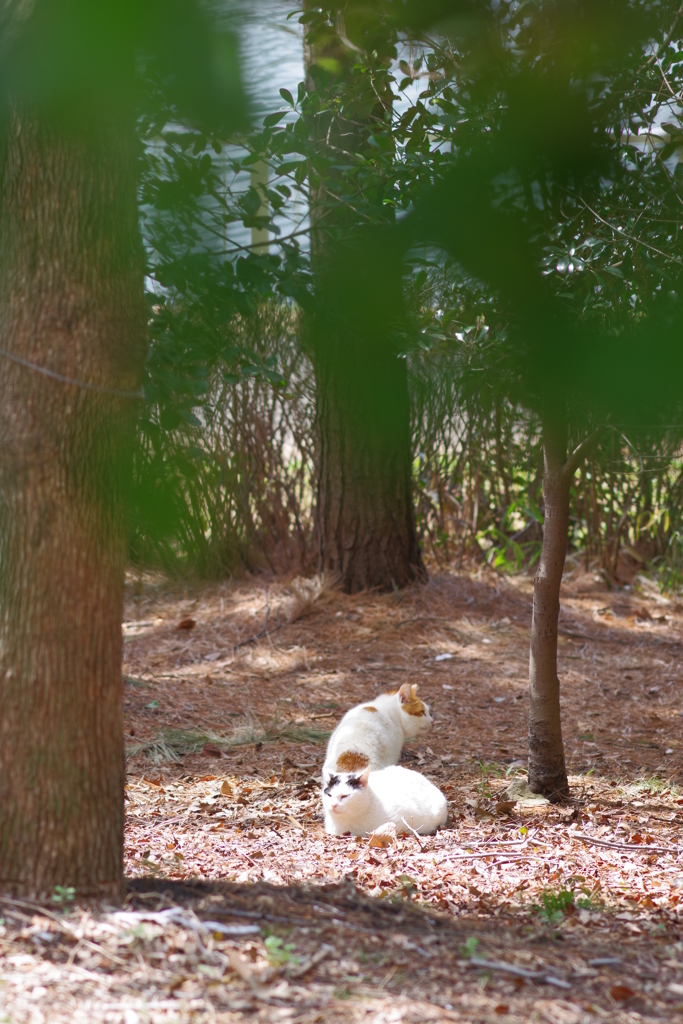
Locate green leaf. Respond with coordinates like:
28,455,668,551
264,111,287,128
315,57,342,74
279,87,294,107
177,410,202,427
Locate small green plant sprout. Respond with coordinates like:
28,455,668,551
264,934,297,965
658,530,683,596
478,501,542,574
460,936,479,959
52,885,75,906
398,875,418,898
535,888,575,924
477,761,502,800
576,888,602,912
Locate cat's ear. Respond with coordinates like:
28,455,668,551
410,684,419,698
398,683,412,704
359,767,370,786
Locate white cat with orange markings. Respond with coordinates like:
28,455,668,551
323,765,447,836
322,683,432,782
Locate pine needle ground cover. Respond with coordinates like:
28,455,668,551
3,568,683,1022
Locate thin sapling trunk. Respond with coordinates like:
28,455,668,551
528,419,601,800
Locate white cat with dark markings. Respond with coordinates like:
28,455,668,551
322,683,432,781
322,765,447,836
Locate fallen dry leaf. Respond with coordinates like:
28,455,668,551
495,800,517,816
176,617,196,630
368,822,397,848
228,950,260,988
202,744,223,758
610,985,635,1002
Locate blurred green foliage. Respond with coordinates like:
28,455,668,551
0,0,245,129
10,1,682,578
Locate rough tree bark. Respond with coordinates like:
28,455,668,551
314,310,424,592
0,107,147,897
304,3,426,593
528,415,601,799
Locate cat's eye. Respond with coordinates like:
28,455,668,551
339,794,347,800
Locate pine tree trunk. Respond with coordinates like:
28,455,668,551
0,108,146,897
527,417,570,800
315,323,424,593
304,5,425,593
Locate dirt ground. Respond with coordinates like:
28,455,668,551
3,564,683,1023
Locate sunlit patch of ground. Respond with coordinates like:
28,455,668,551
3,566,683,1022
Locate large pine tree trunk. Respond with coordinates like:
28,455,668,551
0,108,146,897
304,5,425,593
315,319,424,592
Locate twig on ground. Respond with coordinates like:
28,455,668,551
234,606,282,651
559,629,610,643
446,852,530,862
401,817,427,850
287,943,334,979
571,832,679,854
393,617,467,641
469,958,571,989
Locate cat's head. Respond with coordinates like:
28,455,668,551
322,768,370,819
390,683,432,738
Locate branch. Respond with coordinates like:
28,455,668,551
569,193,683,268
651,0,683,60
469,958,571,989
561,426,603,482
401,816,427,850
233,605,282,651
571,832,677,855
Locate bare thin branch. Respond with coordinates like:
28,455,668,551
562,426,603,482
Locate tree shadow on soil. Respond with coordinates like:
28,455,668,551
125,875,682,1020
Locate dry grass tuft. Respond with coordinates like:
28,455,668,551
278,572,338,624
127,718,331,765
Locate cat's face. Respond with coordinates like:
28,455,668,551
322,769,369,819
395,683,432,737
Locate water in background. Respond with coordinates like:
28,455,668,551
226,0,307,254
234,0,303,120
